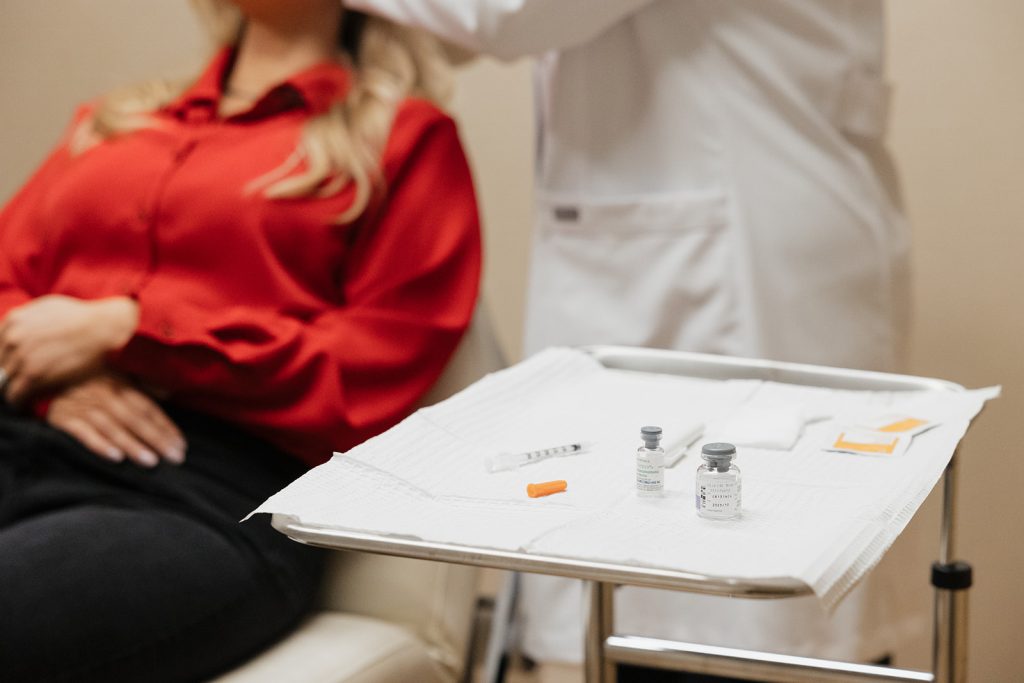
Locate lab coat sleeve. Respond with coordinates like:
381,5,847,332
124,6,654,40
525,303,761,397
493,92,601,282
343,0,656,60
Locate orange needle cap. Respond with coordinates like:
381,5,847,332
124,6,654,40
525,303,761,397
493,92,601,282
527,480,567,498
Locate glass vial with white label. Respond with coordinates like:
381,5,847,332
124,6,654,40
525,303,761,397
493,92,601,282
696,442,741,519
636,425,665,497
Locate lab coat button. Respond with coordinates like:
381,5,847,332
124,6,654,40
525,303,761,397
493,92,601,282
553,206,580,222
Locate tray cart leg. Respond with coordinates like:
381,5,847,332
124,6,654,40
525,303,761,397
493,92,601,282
932,451,972,683
479,571,519,683
585,581,617,683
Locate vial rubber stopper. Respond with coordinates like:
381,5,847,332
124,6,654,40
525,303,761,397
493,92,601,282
640,426,663,448
701,441,736,468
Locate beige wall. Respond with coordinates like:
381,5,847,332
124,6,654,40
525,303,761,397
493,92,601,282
448,60,534,361
2,2,1022,679
0,1,207,193
887,1,1024,679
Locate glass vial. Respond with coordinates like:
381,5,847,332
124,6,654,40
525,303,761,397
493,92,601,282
636,425,665,497
696,442,741,519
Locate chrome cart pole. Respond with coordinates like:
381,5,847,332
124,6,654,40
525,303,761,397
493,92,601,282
585,581,616,683
932,451,971,683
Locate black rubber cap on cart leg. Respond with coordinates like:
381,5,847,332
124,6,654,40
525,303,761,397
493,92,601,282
932,561,973,590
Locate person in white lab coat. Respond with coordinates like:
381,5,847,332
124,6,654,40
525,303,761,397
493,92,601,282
343,0,918,672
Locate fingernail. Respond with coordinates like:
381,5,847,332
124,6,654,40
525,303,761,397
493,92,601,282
164,447,185,465
137,450,159,467
108,447,124,462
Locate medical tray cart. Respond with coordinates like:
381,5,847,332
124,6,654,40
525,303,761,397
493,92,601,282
273,346,975,683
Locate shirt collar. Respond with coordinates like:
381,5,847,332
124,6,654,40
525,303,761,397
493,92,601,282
166,47,353,121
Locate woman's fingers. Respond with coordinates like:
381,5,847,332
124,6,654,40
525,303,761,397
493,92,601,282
0,316,23,399
83,407,159,468
0,312,23,400
0,352,20,402
3,357,36,406
54,416,125,464
0,296,138,401
114,387,186,463
1,342,64,405
47,374,186,468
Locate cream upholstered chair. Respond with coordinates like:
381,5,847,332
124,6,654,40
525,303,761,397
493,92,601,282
216,306,506,683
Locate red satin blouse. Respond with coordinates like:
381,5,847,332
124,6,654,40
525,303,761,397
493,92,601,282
0,50,482,465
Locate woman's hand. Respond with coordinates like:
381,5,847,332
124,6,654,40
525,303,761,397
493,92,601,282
0,295,139,404
47,374,186,467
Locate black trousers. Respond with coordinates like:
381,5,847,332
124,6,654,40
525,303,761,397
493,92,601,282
0,406,324,683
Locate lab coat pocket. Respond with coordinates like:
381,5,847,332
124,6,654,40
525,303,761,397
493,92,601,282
837,69,891,141
525,191,739,353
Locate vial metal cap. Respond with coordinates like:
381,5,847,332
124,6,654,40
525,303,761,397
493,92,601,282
640,425,663,448
701,441,736,467
702,442,736,456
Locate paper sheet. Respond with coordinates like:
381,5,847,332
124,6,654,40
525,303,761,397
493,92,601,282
249,348,998,607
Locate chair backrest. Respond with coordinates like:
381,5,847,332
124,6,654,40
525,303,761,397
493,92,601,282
316,304,507,680
418,302,507,407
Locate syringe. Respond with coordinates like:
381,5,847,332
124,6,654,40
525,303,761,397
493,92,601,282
486,441,593,473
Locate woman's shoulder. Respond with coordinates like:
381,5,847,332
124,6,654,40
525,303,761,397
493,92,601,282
389,97,460,146
381,97,464,172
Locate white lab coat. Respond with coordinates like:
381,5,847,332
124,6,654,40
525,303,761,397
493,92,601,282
346,0,918,664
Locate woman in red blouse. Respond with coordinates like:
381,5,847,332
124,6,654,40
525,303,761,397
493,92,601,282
0,1,480,680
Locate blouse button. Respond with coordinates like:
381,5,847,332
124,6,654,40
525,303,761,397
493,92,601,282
159,322,175,339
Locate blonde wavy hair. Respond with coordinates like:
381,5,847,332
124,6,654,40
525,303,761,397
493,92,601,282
80,0,453,222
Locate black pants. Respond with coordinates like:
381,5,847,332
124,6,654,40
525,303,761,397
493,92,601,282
0,406,324,683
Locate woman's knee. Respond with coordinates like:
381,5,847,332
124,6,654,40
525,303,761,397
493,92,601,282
0,505,321,682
